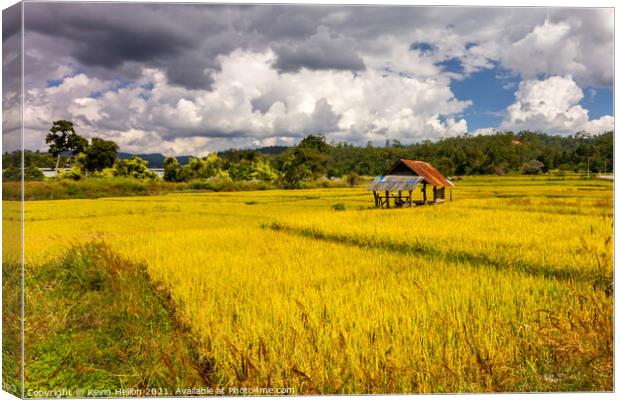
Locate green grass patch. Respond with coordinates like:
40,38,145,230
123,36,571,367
2,260,22,397
23,243,212,396
4,177,353,201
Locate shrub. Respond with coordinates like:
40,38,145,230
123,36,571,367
228,161,254,181
180,155,222,181
25,166,45,181
332,203,347,211
251,160,280,183
56,166,84,181
2,166,45,181
521,160,545,175
113,156,159,180
91,167,115,178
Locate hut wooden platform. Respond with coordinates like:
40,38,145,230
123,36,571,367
368,159,454,208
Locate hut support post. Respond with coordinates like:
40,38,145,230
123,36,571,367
398,191,402,207
433,186,437,203
385,191,390,208
408,190,412,207
373,190,378,207
422,183,427,204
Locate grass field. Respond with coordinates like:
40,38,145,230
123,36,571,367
4,175,614,394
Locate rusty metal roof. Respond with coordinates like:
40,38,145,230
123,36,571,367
368,175,424,191
387,159,455,187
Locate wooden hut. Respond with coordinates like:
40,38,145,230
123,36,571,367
368,159,454,208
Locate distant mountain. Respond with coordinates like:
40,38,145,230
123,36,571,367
118,146,289,168
118,152,191,168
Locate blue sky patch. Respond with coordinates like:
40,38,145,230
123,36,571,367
409,41,436,55
580,87,613,119
110,77,134,92
450,63,519,132
141,81,155,90
437,58,463,74
464,42,476,50
89,90,104,99
46,79,64,88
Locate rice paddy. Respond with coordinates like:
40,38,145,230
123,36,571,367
12,175,614,393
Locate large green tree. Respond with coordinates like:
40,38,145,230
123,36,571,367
179,155,222,181
163,157,182,182
45,120,88,171
279,134,333,187
82,138,119,172
297,134,332,154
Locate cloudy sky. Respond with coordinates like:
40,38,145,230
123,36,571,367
2,2,614,155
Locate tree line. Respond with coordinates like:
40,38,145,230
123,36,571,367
2,119,613,188
318,130,612,177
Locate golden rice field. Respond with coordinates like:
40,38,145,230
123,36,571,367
6,175,614,393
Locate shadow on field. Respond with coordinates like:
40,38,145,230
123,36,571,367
263,222,613,296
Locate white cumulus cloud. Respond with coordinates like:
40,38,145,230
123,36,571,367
14,5,613,155
500,75,613,135
24,49,471,155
